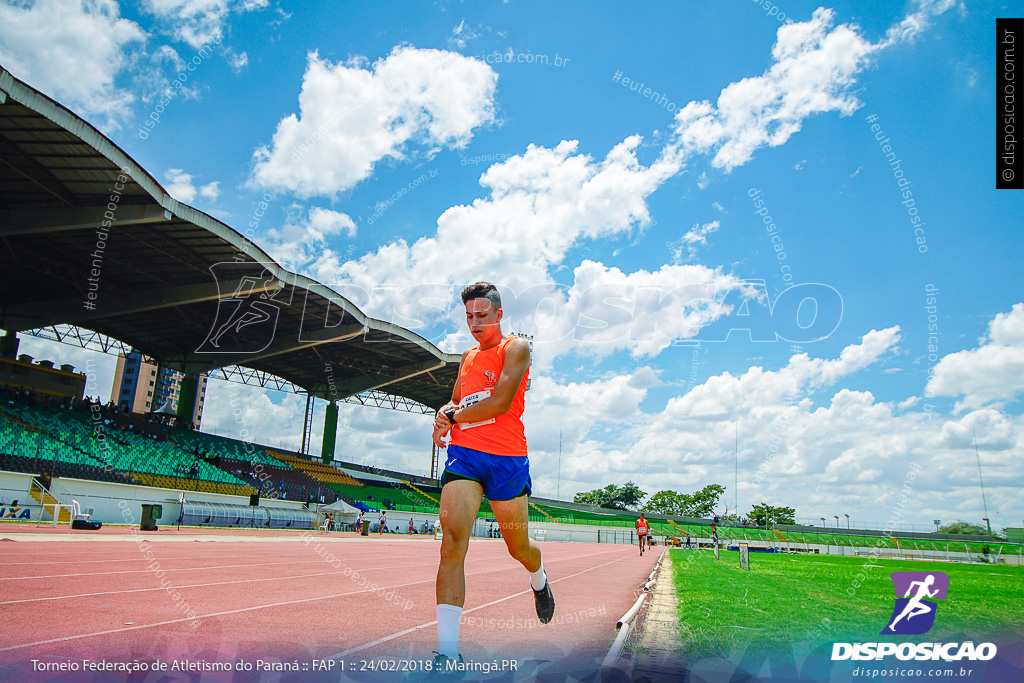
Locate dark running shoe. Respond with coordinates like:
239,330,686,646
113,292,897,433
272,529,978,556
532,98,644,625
533,580,555,623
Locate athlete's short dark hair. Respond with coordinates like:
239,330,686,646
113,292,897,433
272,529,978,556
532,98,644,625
461,282,501,311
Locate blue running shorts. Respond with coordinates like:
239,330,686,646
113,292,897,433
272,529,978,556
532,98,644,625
441,444,532,501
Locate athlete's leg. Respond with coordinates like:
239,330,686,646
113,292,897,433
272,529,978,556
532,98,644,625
491,493,554,623
436,478,484,607
490,493,541,572
434,478,483,661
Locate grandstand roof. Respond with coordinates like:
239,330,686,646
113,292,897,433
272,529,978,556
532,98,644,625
0,67,459,409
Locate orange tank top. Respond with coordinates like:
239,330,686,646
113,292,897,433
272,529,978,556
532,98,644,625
451,336,529,457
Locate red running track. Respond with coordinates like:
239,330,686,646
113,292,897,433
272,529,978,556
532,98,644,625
0,525,659,682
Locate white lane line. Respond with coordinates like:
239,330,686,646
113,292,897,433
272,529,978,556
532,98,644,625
330,548,638,658
0,546,632,652
0,552,424,581
0,560,436,605
0,550,424,568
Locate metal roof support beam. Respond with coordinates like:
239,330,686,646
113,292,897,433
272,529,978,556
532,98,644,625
0,203,172,237
6,277,283,332
325,358,447,398
178,321,368,375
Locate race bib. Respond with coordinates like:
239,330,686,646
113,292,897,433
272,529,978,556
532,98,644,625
458,390,496,429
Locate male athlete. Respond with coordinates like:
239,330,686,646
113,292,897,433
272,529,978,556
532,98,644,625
636,513,649,556
429,282,554,668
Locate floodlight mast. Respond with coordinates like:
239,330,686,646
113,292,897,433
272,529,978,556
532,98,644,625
974,430,992,536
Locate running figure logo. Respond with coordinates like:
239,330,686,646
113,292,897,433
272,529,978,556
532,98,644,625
882,571,949,635
196,264,285,354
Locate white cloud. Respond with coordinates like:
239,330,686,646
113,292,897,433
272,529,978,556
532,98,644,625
793,159,806,170
226,48,249,71
524,325,1022,528
881,0,959,47
897,396,920,410
330,137,677,289
262,206,357,272
153,44,186,72
672,8,876,172
475,259,752,364
669,2,957,173
164,168,220,203
652,326,900,421
144,0,267,49
447,19,481,49
927,303,1024,411
297,136,724,363
199,181,221,200
667,220,720,263
0,0,145,126
251,48,498,197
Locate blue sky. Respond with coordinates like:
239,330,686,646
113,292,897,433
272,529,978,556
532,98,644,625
2,0,1022,532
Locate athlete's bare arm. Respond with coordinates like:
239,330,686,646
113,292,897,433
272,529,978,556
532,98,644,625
432,350,469,448
449,337,529,423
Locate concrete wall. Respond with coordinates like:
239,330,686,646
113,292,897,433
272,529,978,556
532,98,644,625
0,470,308,524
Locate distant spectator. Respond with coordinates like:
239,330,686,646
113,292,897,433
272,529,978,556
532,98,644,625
409,518,415,534
378,511,387,534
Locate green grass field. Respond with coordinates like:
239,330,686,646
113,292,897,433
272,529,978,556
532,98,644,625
669,548,1024,662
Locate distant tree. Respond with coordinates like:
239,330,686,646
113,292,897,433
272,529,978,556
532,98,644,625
574,481,645,510
937,521,989,536
643,490,685,515
749,503,796,527
689,484,726,517
641,484,726,517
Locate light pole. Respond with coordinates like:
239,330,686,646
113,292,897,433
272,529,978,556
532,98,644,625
934,519,941,532
983,518,992,536
844,513,850,529
834,515,839,528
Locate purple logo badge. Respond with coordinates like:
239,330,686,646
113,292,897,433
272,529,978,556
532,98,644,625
882,571,949,635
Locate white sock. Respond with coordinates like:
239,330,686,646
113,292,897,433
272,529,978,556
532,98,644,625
529,564,547,591
436,604,462,659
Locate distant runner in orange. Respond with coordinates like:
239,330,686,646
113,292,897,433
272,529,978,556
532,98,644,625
636,513,650,556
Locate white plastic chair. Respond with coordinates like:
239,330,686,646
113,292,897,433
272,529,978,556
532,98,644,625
318,517,330,534
71,500,90,521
